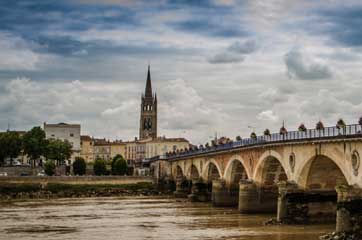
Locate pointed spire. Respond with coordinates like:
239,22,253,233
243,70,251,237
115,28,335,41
145,64,152,98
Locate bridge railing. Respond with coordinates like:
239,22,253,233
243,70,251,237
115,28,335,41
166,124,362,160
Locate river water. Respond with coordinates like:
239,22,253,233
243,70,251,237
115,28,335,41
0,197,333,240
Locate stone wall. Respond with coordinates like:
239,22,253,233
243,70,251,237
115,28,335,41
0,176,155,186
0,167,43,176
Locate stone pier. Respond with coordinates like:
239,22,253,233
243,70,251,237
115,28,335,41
277,181,338,224
173,176,190,198
238,180,278,213
277,181,301,223
188,179,209,202
336,185,362,233
211,179,239,207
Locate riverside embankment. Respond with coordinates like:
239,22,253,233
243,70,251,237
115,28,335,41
0,176,164,200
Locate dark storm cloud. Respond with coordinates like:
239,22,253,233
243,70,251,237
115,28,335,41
304,6,362,47
171,19,250,37
284,48,332,80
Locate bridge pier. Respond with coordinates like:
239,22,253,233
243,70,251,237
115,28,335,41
211,179,239,207
277,181,301,223
276,181,345,224
173,176,190,198
238,180,278,213
336,185,362,233
188,179,209,202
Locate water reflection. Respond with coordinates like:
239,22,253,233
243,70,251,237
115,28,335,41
0,197,333,240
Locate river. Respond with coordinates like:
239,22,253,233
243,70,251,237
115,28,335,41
0,197,334,240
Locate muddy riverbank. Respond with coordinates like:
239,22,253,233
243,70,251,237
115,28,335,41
0,182,166,200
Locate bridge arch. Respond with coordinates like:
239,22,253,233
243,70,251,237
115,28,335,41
172,164,184,178
202,159,222,182
297,154,349,190
186,164,201,180
224,156,249,185
253,150,288,186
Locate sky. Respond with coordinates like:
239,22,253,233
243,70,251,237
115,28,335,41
1,0,362,145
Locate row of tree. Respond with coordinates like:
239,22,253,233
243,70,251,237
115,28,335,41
43,154,129,176
0,127,72,166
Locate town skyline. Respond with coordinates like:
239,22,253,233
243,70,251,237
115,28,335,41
1,1,362,145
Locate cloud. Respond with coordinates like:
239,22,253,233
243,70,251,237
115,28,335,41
0,77,140,138
284,47,333,80
259,88,289,103
208,52,245,64
208,39,257,64
0,32,45,71
257,110,279,122
228,39,258,54
310,7,362,47
159,78,229,132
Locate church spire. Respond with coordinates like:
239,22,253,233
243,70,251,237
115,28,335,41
145,65,152,98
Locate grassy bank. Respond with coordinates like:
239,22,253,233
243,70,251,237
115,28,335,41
0,181,160,200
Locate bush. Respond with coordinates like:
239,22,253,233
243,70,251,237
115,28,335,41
44,160,56,176
111,155,128,175
73,157,86,176
93,158,107,176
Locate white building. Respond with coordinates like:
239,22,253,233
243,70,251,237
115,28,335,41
43,122,81,163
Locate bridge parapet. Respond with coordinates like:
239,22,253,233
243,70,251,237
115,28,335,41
165,124,362,161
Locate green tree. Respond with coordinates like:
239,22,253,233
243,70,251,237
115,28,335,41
44,160,56,176
73,157,86,175
0,132,22,165
0,133,6,165
23,127,47,166
45,139,72,165
93,158,107,176
111,154,128,175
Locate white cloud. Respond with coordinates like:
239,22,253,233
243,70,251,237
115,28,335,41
0,32,42,71
257,110,279,122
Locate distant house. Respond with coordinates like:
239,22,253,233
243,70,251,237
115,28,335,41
43,122,81,164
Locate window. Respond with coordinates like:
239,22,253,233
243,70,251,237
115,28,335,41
70,133,74,137
51,134,55,137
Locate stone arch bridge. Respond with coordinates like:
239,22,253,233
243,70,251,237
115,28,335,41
151,124,362,233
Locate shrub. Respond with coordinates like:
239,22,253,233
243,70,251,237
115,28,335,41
111,155,128,175
93,158,107,176
73,157,86,176
44,160,56,176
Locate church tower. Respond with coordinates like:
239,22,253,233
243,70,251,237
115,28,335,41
139,65,157,139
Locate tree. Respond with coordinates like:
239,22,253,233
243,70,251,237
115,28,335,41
0,133,6,165
44,160,56,176
73,157,86,175
45,139,72,165
111,154,128,175
263,129,271,136
316,121,324,130
93,158,107,176
298,123,307,132
23,127,47,166
0,132,22,165
336,118,346,129
250,132,257,139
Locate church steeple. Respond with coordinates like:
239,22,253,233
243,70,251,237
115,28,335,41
145,65,152,98
140,65,157,140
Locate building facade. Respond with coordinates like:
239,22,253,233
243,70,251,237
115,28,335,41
93,138,112,161
139,65,157,140
43,122,81,163
80,135,94,163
